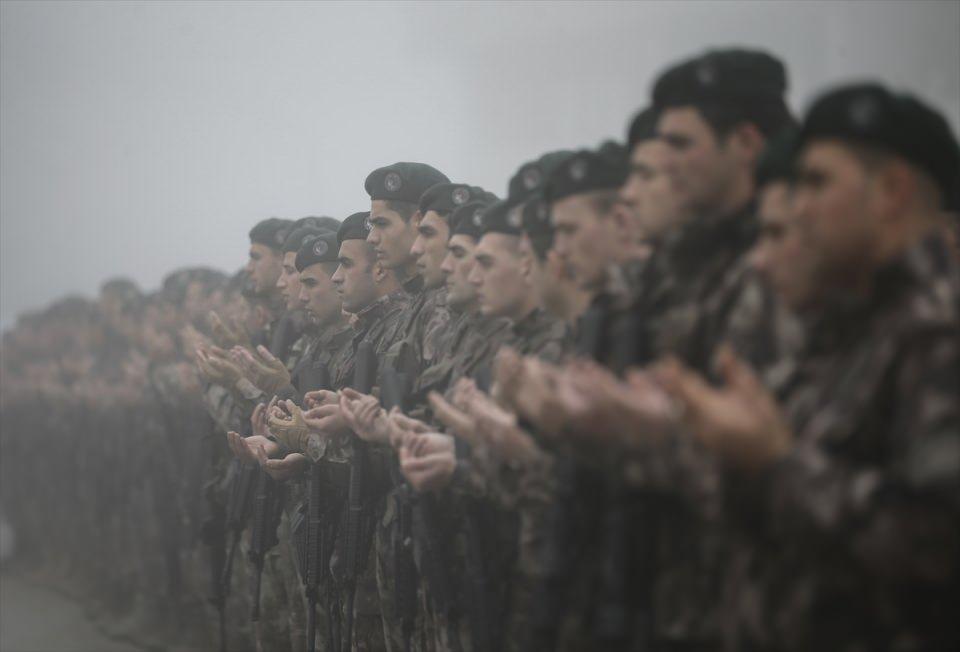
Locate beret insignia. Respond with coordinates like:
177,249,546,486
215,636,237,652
312,239,329,256
276,230,288,246
507,206,523,229
849,95,880,130
696,61,717,87
522,167,542,190
363,216,373,233
569,158,588,182
472,209,484,227
452,187,470,206
384,171,403,192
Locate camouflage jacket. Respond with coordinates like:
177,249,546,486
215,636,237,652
723,233,960,652
506,307,570,363
383,275,451,377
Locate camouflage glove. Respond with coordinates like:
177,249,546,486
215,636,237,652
267,400,312,454
208,311,251,350
239,345,292,395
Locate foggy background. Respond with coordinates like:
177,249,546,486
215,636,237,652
2,0,958,330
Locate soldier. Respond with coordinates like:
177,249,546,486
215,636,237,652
662,82,960,651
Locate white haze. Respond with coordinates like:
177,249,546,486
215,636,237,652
2,0,958,328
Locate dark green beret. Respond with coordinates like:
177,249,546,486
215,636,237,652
798,83,960,210
295,231,340,272
507,151,575,203
627,107,659,149
283,226,324,253
249,217,295,250
653,48,787,109
519,194,554,238
418,183,497,217
450,201,489,240
364,162,450,204
293,215,342,233
755,128,799,189
477,199,524,237
337,211,372,244
544,141,628,204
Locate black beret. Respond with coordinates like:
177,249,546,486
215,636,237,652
418,183,497,217
283,226,325,253
506,150,575,203
476,199,524,237
755,128,799,189
544,141,629,204
653,48,787,109
337,211,372,244
627,107,659,149
450,201,489,240
365,162,450,204
249,217,295,250
797,83,960,210
293,215,342,233
295,231,340,272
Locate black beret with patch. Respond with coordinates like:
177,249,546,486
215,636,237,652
507,150,575,204
364,162,450,204
653,48,787,108
797,83,960,210
627,107,659,149
249,217,295,250
519,194,554,238
283,226,325,253
337,211,372,244
544,141,629,204
419,183,497,217
450,201,490,240
293,215,342,233
476,198,524,237
295,230,340,272
755,128,799,189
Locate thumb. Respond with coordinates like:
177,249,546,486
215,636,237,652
715,344,762,395
257,345,279,363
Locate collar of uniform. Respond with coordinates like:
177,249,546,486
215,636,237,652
354,293,393,328
512,307,546,337
665,199,758,269
805,231,958,353
316,318,353,347
401,274,425,296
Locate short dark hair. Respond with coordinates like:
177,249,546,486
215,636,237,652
384,200,419,222
695,98,796,142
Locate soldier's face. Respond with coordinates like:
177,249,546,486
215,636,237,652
750,181,818,311
367,200,420,270
410,211,450,290
245,243,283,294
620,140,688,240
469,233,528,318
791,141,881,300
277,252,302,311
298,264,341,325
657,107,741,216
331,240,378,314
551,193,618,291
441,234,479,311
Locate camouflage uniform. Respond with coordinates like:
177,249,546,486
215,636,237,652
722,233,960,651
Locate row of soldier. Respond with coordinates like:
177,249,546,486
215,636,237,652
2,46,958,652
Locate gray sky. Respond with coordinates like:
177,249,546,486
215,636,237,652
2,0,958,329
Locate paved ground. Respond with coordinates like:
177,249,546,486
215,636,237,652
0,573,142,652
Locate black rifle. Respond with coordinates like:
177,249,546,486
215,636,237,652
338,341,377,652
296,362,336,652
379,367,418,652
219,458,257,651
247,468,285,629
